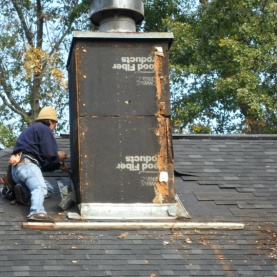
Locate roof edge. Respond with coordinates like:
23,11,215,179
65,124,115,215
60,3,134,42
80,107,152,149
172,134,277,140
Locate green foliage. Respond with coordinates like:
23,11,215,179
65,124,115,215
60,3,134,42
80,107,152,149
143,0,192,32
144,0,277,134
0,0,276,145
0,0,92,146
0,123,17,148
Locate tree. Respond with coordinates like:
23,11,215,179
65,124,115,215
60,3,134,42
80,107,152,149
166,0,277,134
0,0,92,147
143,0,198,32
1,0,276,148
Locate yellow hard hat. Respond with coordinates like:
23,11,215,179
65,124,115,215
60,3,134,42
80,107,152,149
37,106,58,122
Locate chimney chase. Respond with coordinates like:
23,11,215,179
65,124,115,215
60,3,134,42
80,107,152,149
66,0,189,220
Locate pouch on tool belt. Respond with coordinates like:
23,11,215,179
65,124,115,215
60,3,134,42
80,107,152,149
9,152,22,166
0,165,16,200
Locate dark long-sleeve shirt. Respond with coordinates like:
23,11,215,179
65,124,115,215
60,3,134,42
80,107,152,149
12,122,60,171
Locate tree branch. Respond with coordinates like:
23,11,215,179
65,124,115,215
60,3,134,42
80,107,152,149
10,0,33,46
49,1,83,55
0,64,29,122
36,0,43,48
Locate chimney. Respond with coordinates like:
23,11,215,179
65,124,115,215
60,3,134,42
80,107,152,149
66,0,189,220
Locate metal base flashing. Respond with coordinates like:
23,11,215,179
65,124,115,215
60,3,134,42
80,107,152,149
67,195,190,220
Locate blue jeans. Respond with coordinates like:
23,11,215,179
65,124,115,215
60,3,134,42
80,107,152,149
12,160,47,216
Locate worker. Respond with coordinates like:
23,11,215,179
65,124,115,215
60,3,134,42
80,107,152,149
10,106,68,222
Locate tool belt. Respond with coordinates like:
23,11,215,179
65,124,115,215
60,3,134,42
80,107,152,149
20,153,40,166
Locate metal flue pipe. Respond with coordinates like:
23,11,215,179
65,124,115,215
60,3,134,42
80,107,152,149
90,0,144,32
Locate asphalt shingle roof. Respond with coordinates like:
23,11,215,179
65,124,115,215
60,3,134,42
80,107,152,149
0,134,276,277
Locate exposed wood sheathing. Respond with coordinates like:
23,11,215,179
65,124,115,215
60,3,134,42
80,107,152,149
153,49,175,204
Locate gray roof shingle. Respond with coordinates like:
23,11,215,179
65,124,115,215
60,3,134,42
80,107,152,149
0,134,276,276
